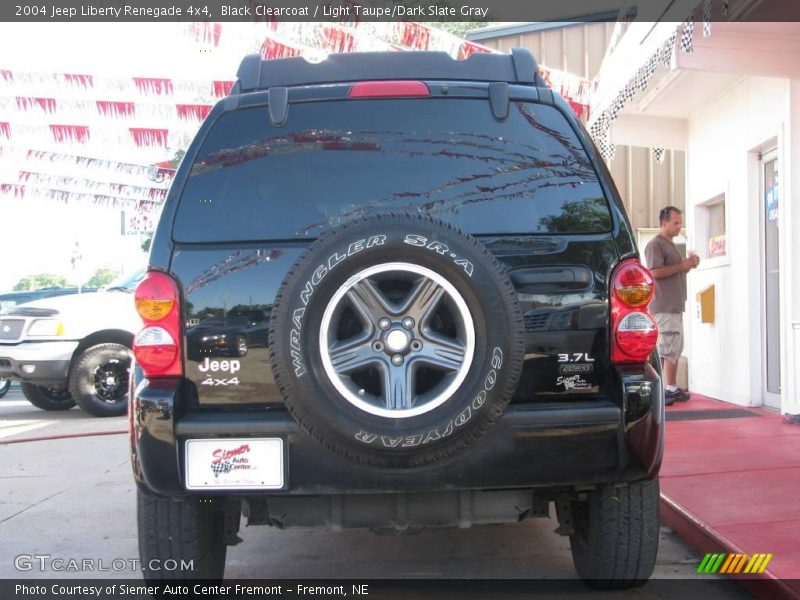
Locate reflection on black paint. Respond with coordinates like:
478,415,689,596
186,310,269,360
174,100,613,243
184,249,286,294
539,197,611,233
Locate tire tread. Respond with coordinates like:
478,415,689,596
137,490,226,581
20,382,75,411
570,479,660,589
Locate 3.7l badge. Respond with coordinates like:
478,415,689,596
557,353,595,375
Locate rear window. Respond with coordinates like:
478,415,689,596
174,98,611,242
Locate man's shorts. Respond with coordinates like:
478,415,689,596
654,312,684,363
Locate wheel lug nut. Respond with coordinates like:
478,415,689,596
391,354,404,366
379,318,391,330
402,317,415,330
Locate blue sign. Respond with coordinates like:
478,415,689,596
766,182,779,223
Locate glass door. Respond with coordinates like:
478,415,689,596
761,150,781,408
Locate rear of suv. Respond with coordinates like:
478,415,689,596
131,49,663,588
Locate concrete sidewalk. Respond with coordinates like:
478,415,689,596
661,393,800,599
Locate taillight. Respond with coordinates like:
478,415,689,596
348,81,430,99
613,261,654,307
611,259,658,363
133,271,183,378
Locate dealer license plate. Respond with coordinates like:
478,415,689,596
185,438,284,490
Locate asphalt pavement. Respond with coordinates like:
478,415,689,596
0,384,750,598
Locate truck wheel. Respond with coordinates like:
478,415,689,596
270,213,524,468
20,382,75,411
0,378,11,398
68,343,131,417
137,489,226,581
569,479,660,589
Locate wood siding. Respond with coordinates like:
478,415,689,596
609,147,686,231
478,22,616,80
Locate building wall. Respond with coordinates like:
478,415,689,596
609,147,686,231
685,75,789,406
478,22,615,80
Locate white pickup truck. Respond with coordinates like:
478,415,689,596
0,270,143,417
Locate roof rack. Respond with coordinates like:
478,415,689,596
235,48,546,93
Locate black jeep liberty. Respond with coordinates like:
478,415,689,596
130,48,664,588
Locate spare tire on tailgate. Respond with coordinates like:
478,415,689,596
270,214,524,468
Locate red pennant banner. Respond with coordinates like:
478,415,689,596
261,38,303,60
0,184,25,197
96,100,136,118
133,77,174,96
176,104,212,121
188,22,222,47
0,70,13,82
567,100,588,120
458,40,491,60
0,122,10,139
321,25,355,53
63,74,94,88
49,124,90,143
129,127,169,147
15,97,57,113
212,81,234,98
400,22,430,50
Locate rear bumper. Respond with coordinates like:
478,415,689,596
131,363,663,498
0,341,78,385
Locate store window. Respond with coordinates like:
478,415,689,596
696,193,727,261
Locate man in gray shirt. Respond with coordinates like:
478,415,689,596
644,206,699,404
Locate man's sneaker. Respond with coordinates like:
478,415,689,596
666,388,691,403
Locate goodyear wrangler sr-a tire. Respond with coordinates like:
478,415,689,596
569,479,660,589
270,214,524,468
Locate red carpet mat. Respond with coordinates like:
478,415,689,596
661,393,800,599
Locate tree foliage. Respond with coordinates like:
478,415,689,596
87,266,121,288
13,273,72,291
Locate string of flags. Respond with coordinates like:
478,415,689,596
0,70,233,101
18,171,168,202
2,97,213,122
2,123,196,149
0,183,164,211
22,149,174,183
1,21,593,222
588,0,730,160
1,148,173,217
